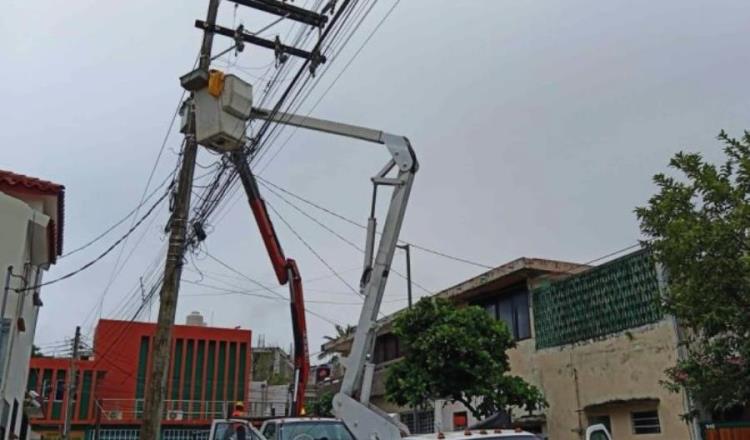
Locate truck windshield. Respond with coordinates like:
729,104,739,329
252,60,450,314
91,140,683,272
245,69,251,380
280,421,355,440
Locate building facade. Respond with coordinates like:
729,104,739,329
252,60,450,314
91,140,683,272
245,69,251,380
27,319,252,440
0,170,64,440
323,251,697,440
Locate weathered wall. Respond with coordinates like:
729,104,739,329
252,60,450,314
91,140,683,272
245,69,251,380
0,192,49,440
508,320,691,440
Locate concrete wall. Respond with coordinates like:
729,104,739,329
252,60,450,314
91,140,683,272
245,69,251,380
365,320,691,439
0,192,50,440
506,320,690,440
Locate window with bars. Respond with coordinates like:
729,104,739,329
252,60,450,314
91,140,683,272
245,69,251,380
401,410,435,434
631,410,661,434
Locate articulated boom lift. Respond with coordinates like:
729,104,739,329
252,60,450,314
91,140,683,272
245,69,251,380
248,108,419,439
190,71,418,437
231,150,310,417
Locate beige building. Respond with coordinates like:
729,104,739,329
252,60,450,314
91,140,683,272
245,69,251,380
323,250,699,440
0,169,64,440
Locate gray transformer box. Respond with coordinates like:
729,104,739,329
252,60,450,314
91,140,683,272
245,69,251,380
193,74,253,152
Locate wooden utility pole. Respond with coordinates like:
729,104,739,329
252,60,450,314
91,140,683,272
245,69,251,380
139,2,220,439
62,326,80,439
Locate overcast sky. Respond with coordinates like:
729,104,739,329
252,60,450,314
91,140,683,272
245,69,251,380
2,0,749,357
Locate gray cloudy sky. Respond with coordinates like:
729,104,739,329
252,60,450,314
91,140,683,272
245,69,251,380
2,0,749,356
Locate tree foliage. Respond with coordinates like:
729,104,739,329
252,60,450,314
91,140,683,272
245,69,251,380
310,391,334,417
385,298,546,419
318,324,355,360
636,130,750,416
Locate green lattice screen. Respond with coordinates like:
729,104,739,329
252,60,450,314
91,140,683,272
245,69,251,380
533,250,663,349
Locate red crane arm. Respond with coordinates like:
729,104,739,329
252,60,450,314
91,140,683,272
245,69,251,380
232,152,310,417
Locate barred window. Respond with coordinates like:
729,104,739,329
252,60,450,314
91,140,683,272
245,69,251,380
631,410,661,434
401,410,435,434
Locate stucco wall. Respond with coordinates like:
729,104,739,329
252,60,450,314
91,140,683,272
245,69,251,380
0,191,49,440
366,320,691,439
508,320,691,440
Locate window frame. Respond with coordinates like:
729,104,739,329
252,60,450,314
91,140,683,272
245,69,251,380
262,422,277,440
54,377,66,402
373,334,401,364
631,409,661,435
587,415,612,434
476,287,532,341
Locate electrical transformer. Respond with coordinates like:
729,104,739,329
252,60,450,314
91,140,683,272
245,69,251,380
190,72,253,152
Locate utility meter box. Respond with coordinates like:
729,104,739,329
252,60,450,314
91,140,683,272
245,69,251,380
193,72,253,152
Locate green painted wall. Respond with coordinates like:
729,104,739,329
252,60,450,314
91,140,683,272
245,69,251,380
227,343,236,403
182,340,194,412
237,343,247,401
193,341,205,419
78,371,93,420
171,339,183,400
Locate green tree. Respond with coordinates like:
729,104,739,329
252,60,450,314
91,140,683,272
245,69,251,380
385,298,546,420
318,324,355,361
636,130,750,417
310,391,334,417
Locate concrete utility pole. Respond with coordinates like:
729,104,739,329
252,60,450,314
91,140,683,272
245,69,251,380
139,2,220,439
62,326,80,440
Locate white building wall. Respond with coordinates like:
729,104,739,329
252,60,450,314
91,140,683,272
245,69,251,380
0,192,51,440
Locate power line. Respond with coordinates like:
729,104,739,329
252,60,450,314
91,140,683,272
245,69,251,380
579,243,642,268
264,199,362,297
16,190,170,292
257,0,400,173
258,179,432,294
256,176,493,269
202,250,343,327
188,0,373,233
60,167,178,259
182,278,405,305
250,0,372,167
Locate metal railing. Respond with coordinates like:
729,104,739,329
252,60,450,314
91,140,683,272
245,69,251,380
87,428,210,440
97,397,316,421
247,400,289,418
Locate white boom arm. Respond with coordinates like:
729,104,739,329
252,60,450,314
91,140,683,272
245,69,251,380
252,108,418,439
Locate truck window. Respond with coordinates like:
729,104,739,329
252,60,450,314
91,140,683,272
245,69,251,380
262,423,277,440
213,422,261,440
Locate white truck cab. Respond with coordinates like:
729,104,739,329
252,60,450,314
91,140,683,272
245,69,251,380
405,428,539,439
259,417,356,440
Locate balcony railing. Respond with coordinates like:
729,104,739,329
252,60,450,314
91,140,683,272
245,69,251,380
97,399,301,421
98,399,228,422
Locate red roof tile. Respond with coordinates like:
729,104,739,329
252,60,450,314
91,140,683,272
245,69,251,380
0,169,65,260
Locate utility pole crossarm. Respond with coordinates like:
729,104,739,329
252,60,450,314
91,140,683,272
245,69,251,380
195,21,327,63
226,0,329,27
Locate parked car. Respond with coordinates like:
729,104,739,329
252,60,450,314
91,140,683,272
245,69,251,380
259,417,356,440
